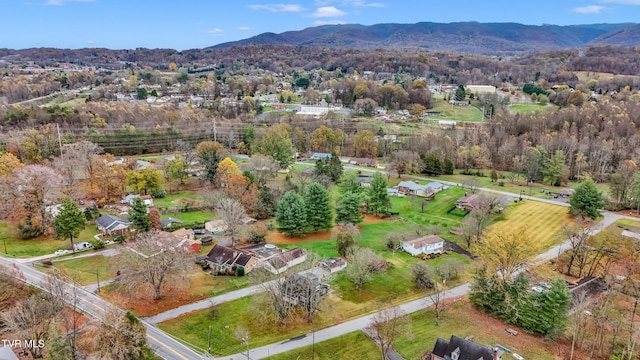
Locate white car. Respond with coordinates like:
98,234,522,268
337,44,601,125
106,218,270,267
54,249,70,255
513,353,524,360
531,286,544,293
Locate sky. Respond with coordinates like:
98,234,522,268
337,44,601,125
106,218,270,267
2,0,640,50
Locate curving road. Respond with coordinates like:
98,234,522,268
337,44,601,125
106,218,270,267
0,256,202,360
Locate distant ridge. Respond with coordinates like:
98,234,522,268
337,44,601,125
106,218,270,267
210,21,638,54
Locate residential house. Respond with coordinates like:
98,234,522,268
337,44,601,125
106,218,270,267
349,158,378,167
281,273,330,307
427,335,500,360
320,257,347,274
121,194,153,207
456,194,482,211
205,245,259,274
263,248,307,274
355,174,374,187
397,181,441,198
402,235,445,257
171,228,199,254
297,105,329,116
136,160,152,170
300,167,315,177
387,188,400,196
96,214,131,235
311,152,332,160
161,217,183,229
205,217,256,234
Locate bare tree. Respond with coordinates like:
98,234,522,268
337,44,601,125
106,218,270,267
111,230,195,300
428,280,447,326
44,270,81,359
240,154,280,187
345,247,386,290
366,306,408,360
95,311,151,360
561,222,592,277
0,294,60,358
53,141,103,199
216,197,247,242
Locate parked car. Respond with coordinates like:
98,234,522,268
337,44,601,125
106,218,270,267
538,282,551,289
73,241,93,251
193,229,207,236
531,286,544,293
54,249,70,255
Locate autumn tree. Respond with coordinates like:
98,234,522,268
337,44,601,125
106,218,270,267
310,125,339,153
473,225,540,282
387,150,422,178
304,182,333,233
112,230,194,300
353,130,377,159
85,154,127,201
1,165,63,238
0,152,23,177
128,198,151,232
148,208,161,229
256,123,296,169
569,178,604,219
215,157,241,186
164,155,189,185
365,172,391,216
366,306,409,360
275,190,307,237
127,167,164,196
53,197,86,253
240,154,280,187
225,174,259,215
195,141,228,183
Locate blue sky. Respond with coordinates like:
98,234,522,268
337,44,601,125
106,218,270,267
3,0,640,50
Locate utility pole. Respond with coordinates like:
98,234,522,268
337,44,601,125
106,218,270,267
207,325,212,358
57,123,63,158
95,270,100,293
212,118,217,142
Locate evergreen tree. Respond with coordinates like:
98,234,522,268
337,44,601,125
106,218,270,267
53,197,87,253
255,185,277,219
421,154,442,175
569,178,604,219
443,158,455,175
335,191,364,225
304,183,333,232
339,172,363,195
455,85,466,101
128,198,151,232
366,172,391,216
327,153,344,182
275,191,307,237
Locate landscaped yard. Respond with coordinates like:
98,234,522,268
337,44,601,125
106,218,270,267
487,200,572,251
160,210,214,224
153,192,200,209
263,331,380,360
0,221,98,257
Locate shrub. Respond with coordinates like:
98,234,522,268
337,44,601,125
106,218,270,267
236,266,245,277
151,189,166,198
90,240,105,250
498,181,505,187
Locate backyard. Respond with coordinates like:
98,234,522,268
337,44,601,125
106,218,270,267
0,221,98,257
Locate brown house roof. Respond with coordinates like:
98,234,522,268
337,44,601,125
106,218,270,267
456,194,482,209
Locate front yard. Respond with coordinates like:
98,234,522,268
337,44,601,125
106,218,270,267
0,221,98,257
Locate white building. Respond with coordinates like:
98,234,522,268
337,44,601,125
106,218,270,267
402,235,445,257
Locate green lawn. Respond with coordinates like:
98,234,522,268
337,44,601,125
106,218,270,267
153,192,199,209
393,301,557,360
510,103,558,113
160,211,214,224
0,221,98,258
263,331,380,360
52,254,113,285
427,96,484,122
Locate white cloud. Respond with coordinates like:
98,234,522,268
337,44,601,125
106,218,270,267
204,28,224,37
45,0,93,5
314,19,347,25
349,0,384,7
573,5,605,13
238,26,252,31
311,6,347,17
314,0,384,6
599,0,640,4
248,3,305,12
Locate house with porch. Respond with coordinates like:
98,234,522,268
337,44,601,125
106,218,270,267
96,214,131,235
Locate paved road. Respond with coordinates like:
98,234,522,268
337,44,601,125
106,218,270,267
0,256,203,360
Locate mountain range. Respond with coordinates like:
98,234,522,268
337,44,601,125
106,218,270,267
211,22,640,54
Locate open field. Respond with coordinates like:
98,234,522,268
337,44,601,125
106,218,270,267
160,210,214,224
153,192,200,209
263,331,380,360
0,222,98,257
487,200,572,251
51,254,113,285
510,103,558,113
428,95,484,122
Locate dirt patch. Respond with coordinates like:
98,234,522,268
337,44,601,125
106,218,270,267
362,214,387,224
100,284,209,318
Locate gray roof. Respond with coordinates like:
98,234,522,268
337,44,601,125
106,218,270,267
161,217,183,228
432,335,496,360
96,214,130,231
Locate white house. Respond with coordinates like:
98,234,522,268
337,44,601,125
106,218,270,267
402,235,445,257
263,248,307,274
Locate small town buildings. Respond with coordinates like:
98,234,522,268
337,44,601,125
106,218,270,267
311,152,332,160
397,181,446,197
96,214,131,235
456,194,482,211
349,158,378,167
427,335,501,360
402,235,445,257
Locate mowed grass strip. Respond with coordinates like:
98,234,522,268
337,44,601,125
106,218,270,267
52,255,112,285
263,331,380,360
488,200,571,251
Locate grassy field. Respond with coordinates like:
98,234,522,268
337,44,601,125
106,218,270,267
153,192,200,209
393,300,560,360
263,331,380,360
52,254,113,285
510,103,558,113
0,222,98,257
428,95,484,122
160,211,214,224
487,200,572,251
